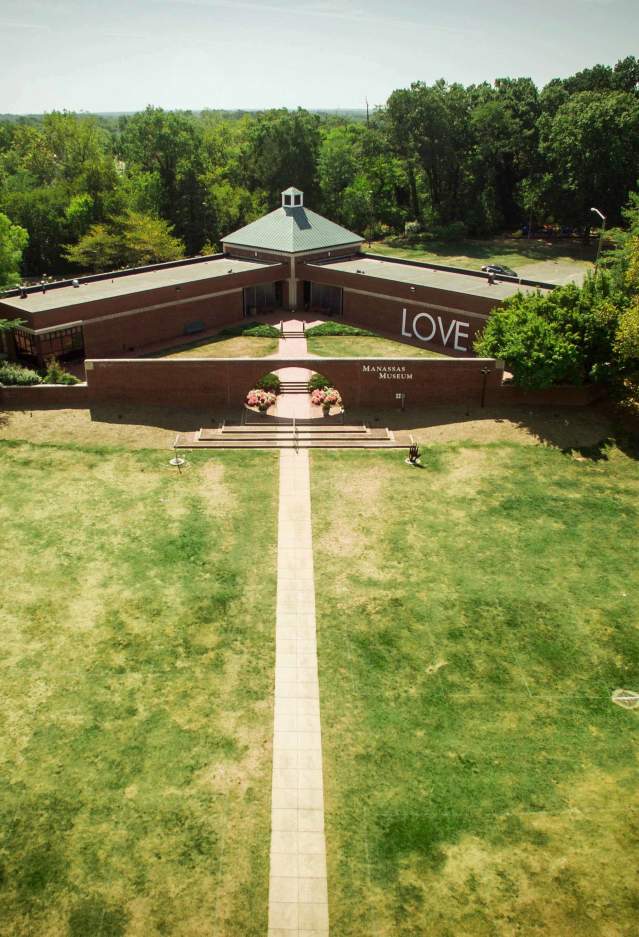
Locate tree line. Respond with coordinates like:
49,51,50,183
0,55,638,285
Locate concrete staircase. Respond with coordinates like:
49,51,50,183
279,380,310,394
176,415,399,449
281,327,305,339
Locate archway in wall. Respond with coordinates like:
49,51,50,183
247,366,343,419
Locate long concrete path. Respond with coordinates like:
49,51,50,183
268,448,329,935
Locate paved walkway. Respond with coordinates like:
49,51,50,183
268,449,329,935
273,319,315,421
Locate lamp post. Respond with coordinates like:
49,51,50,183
480,367,492,409
591,207,606,273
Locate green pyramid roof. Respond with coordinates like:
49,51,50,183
222,205,363,254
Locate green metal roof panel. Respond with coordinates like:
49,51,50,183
222,206,363,253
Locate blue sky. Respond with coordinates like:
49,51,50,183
1,0,637,112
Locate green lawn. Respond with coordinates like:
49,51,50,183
311,444,639,936
307,335,446,358
155,334,278,358
0,441,278,937
368,236,594,283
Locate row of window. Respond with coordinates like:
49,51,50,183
14,325,84,360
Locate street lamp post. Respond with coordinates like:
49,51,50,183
480,367,492,409
591,207,607,273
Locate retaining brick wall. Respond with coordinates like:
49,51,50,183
84,357,503,409
0,365,604,412
0,383,89,408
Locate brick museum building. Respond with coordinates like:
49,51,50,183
0,186,552,368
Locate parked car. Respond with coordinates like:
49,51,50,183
481,264,518,277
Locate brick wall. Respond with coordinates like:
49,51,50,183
1,363,604,412
0,384,89,408
4,263,285,332
84,357,503,409
341,292,486,355
83,291,244,357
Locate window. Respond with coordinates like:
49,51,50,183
13,328,37,358
244,282,280,315
294,194,301,206
38,325,84,358
310,283,342,315
13,325,85,360
284,195,292,206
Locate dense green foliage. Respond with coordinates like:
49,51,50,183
254,373,281,393
1,57,638,279
476,192,639,394
64,210,184,272
0,212,28,289
308,373,331,391
218,322,280,338
304,322,376,336
0,357,79,385
0,361,42,385
41,357,80,385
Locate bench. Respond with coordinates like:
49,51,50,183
183,321,205,335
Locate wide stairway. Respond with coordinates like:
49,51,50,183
279,380,310,394
179,414,399,449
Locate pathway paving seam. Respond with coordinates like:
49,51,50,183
268,447,329,936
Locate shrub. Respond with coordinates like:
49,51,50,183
430,221,468,241
0,362,42,385
305,322,375,337
255,372,281,393
219,323,280,338
404,220,424,238
42,357,80,385
308,373,331,391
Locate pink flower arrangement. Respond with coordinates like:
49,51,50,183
246,388,276,411
311,387,342,410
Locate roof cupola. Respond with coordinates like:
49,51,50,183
282,186,303,208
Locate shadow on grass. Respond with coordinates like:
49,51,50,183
354,401,639,461
88,403,243,434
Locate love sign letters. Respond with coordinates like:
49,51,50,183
401,307,470,352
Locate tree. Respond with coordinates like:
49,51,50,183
318,125,360,220
65,211,184,272
474,281,621,389
537,91,639,226
118,107,211,253
243,109,321,207
474,294,582,388
0,211,28,289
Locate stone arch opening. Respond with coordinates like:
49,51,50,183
246,364,344,419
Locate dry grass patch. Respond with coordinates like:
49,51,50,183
311,444,639,937
0,441,278,937
158,335,278,359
